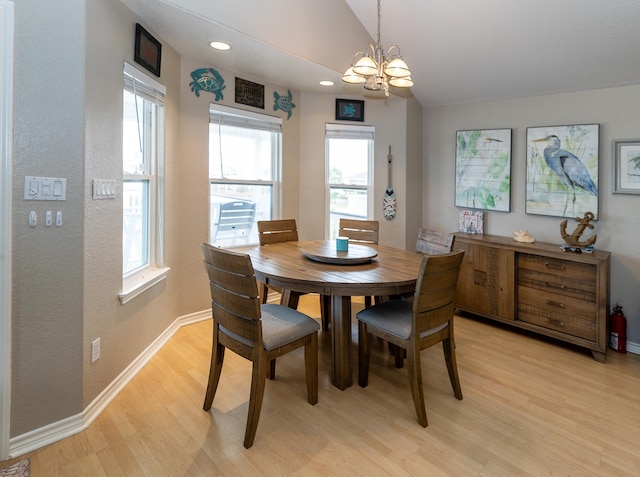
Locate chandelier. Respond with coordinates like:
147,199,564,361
341,0,413,96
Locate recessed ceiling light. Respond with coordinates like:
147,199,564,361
319,80,334,86
209,41,231,51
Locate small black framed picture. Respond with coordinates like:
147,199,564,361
235,77,265,109
335,99,364,122
134,23,162,77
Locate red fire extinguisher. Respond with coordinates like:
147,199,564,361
609,305,627,353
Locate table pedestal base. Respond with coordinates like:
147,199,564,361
331,295,352,390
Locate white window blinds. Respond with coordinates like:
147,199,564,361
123,61,165,105
325,123,375,140
209,104,282,132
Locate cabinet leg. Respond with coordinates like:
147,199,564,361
591,349,606,363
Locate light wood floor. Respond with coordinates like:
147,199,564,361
7,295,640,476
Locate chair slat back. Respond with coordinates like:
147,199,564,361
338,219,379,244
257,219,299,245
201,243,262,342
415,228,454,255
412,250,464,332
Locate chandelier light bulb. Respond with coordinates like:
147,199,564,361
389,76,414,88
353,55,378,76
341,67,366,84
385,57,411,78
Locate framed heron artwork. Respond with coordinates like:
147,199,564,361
526,124,599,219
455,128,512,212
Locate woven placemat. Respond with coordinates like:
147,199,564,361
0,459,29,477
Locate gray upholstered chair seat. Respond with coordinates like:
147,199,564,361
356,300,448,340
222,304,320,350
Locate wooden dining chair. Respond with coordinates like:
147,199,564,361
338,218,379,245
200,243,320,448
258,218,299,245
257,219,299,304
258,219,332,331
400,228,456,304
335,218,381,321
415,227,455,255
356,250,465,427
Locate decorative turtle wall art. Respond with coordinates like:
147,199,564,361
341,102,357,118
273,89,296,119
190,68,226,100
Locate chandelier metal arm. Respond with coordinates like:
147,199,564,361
386,45,401,58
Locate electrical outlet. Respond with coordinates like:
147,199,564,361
91,338,101,363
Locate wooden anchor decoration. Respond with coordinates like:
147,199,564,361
560,211,597,248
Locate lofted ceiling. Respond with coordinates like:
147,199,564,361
121,0,640,108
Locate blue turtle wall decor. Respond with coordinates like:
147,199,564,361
273,89,296,119
190,68,226,100
342,103,357,118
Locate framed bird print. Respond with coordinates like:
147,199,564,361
613,139,640,194
455,128,512,212
526,124,599,219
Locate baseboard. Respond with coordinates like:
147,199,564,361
8,309,211,458
626,340,640,355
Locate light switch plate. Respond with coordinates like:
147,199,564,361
92,179,117,199
24,176,66,201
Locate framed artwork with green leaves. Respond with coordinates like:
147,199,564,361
455,128,512,212
613,139,640,194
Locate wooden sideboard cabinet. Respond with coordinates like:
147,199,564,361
453,233,610,362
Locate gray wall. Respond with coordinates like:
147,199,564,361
174,55,307,307
13,0,85,435
11,0,186,436
299,92,422,248
424,85,640,344
83,0,184,409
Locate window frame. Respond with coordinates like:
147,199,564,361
325,123,375,239
208,104,282,247
120,62,169,304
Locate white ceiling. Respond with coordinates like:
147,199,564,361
121,0,640,108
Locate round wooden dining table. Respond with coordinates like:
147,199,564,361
247,240,423,389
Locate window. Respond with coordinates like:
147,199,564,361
326,124,374,238
209,104,281,247
121,62,167,304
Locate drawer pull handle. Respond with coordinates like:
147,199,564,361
545,281,566,290
546,300,565,308
545,262,566,271
546,317,566,327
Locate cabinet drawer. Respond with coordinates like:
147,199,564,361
518,253,595,281
517,286,597,340
518,268,596,301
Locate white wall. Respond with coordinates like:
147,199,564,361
424,85,640,344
